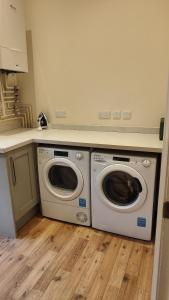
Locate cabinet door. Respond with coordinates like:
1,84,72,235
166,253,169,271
0,0,27,52
7,145,39,222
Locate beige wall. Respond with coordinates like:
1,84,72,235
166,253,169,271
20,0,169,128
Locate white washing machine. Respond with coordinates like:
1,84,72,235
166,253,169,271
37,146,91,226
91,151,158,240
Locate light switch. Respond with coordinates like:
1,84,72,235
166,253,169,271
99,112,111,119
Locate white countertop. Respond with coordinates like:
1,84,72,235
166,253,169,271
0,128,163,154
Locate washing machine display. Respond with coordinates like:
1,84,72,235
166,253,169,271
91,152,157,240
37,147,91,226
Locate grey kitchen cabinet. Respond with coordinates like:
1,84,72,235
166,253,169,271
0,144,39,238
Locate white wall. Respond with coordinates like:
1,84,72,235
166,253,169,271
19,0,169,129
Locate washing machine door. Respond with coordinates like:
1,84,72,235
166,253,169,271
42,158,84,201
97,164,147,212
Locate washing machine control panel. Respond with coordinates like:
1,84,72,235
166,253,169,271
93,153,153,168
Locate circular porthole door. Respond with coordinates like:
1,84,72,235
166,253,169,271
96,164,147,213
42,158,84,201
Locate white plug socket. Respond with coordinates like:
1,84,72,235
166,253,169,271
99,111,111,120
123,111,132,120
55,111,67,118
112,111,121,120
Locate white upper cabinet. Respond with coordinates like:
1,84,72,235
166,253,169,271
0,0,28,72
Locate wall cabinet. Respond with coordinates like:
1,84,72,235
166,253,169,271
0,144,39,238
0,0,28,72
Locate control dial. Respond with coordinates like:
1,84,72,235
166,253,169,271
142,159,151,168
76,152,83,160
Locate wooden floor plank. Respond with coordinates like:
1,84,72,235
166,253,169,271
41,269,71,300
0,216,154,300
62,237,88,272
87,237,122,300
72,251,103,299
13,250,57,299
102,240,133,300
33,237,84,292
117,244,144,300
57,233,103,299
136,245,154,299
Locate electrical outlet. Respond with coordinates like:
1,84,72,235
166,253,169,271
112,111,121,120
99,111,111,120
123,111,132,120
55,111,66,118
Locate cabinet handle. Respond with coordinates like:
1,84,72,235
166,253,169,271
10,4,16,10
10,158,16,186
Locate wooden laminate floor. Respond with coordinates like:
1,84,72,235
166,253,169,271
0,216,154,300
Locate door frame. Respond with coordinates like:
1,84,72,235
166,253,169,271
151,79,169,299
